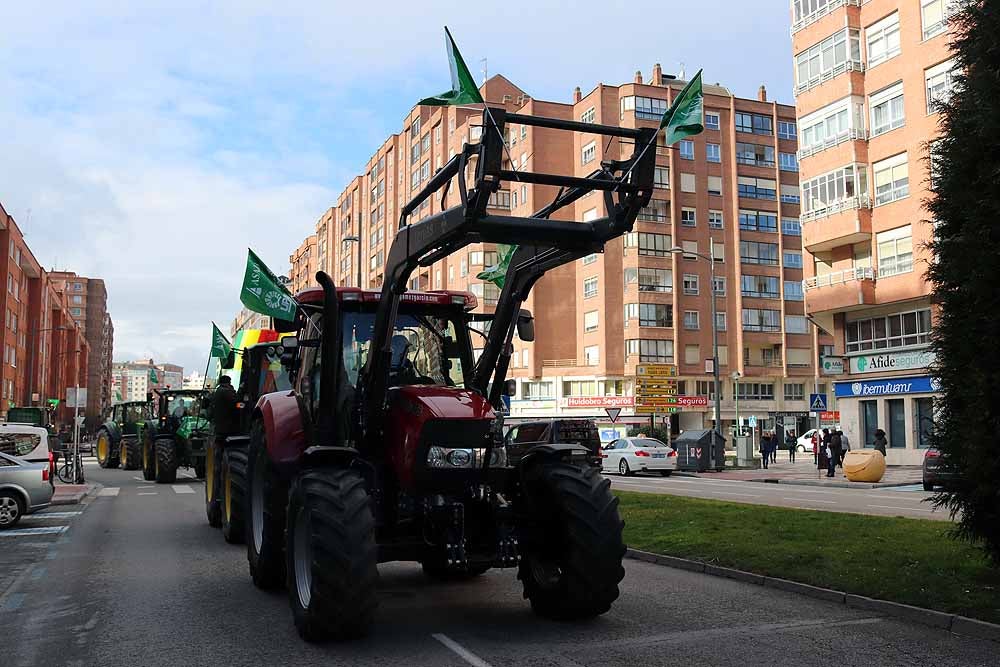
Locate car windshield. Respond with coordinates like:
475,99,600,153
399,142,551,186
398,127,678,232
0,432,41,457
166,395,201,418
633,438,668,448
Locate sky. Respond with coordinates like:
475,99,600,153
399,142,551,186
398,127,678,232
0,1,795,376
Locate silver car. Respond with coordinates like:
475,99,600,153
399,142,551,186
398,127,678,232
0,451,54,528
602,437,677,476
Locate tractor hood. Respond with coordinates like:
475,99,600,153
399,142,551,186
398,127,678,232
392,386,496,421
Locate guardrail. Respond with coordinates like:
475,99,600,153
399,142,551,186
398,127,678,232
801,194,871,223
803,266,875,291
791,0,861,34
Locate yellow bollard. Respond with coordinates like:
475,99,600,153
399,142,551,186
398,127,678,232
843,450,886,483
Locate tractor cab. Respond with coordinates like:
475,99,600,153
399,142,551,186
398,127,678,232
155,389,209,437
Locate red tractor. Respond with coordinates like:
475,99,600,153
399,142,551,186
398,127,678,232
245,107,656,641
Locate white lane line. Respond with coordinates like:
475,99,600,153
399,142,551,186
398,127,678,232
0,526,69,537
870,505,935,513
23,511,82,519
132,476,144,481
172,485,195,494
432,633,494,667
137,492,157,496
783,498,836,504
867,495,925,501
138,486,155,489
98,487,120,497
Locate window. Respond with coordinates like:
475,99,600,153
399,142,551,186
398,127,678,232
563,380,598,396
682,240,698,259
741,275,780,299
625,232,672,257
740,240,779,265
712,241,725,262
888,399,906,448
926,59,957,113
877,225,913,277
584,310,599,332
735,112,773,135
782,218,802,236
780,184,801,204
778,121,797,139
784,281,805,301
684,344,701,365
845,308,932,352
861,400,879,448
71,307,82,316
627,267,672,292
873,153,909,205
801,164,868,216
712,276,726,296
582,253,598,265
734,382,775,400
705,112,720,130
799,97,866,155
72,295,83,304
715,312,727,331
736,142,775,167
679,140,695,160
629,303,672,328
583,277,598,298
521,124,527,140
784,383,805,401
779,152,799,172
870,82,905,136
684,310,700,330
682,274,699,295
706,143,721,163
680,173,696,193
737,177,776,200
626,339,673,363
915,397,934,449
794,28,862,93
708,210,723,229
697,380,721,400
73,282,83,292
785,315,809,334
681,208,696,227
654,166,670,188
460,258,467,277
866,12,901,67
523,381,553,399
620,95,668,120
580,107,596,124
743,308,781,332
582,141,596,165
922,0,956,40
708,176,722,196
739,210,778,233
584,346,599,366
639,199,669,223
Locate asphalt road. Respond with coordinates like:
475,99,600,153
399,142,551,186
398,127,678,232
1,462,994,667
608,473,947,520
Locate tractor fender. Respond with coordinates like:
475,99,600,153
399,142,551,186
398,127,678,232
517,443,591,478
103,421,123,446
301,446,375,489
254,390,307,468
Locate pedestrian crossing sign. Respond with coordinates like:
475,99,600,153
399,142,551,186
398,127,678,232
809,393,828,411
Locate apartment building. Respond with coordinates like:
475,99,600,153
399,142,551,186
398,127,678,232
790,0,954,463
230,306,273,338
112,359,185,402
302,69,835,439
289,234,318,294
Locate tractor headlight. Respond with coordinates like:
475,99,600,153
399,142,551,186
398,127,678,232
446,449,472,467
426,446,508,469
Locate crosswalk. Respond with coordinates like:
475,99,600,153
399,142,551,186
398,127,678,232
97,484,197,497
0,508,85,538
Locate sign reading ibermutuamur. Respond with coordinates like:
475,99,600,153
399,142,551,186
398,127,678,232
834,375,939,398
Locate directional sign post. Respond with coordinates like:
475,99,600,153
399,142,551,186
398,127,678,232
635,364,678,415
809,393,828,411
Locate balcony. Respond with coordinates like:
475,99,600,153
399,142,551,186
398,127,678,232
798,128,867,160
795,60,864,96
801,196,872,252
803,266,876,314
791,0,860,34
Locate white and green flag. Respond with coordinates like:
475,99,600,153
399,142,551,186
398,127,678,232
660,69,704,145
240,248,297,322
418,27,484,107
210,323,232,359
476,244,517,289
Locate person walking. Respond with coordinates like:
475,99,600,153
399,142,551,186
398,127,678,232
760,432,772,470
786,431,797,463
829,429,843,474
818,428,831,471
839,430,851,465
873,428,888,455
771,431,779,464
812,429,822,465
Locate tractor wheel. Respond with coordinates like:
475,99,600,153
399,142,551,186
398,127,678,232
222,447,248,544
518,462,625,620
121,439,142,471
205,439,222,528
154,438,178,484
247,421,287,590
96,431,116,469
286,468,378,642
141,434,156,481
194,455,207,480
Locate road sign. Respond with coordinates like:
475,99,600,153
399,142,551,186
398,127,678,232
635,406,678,414
747,415,757,428
809,393,828,411
65,387,88,409
605,407,621,422
635,363,678,378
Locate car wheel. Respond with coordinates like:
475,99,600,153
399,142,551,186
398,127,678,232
659,470,672,477
619,459,632,477
797,445,805,453
923,481,934,492
0,491,25,529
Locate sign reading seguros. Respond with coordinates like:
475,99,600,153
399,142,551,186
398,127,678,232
848,349,935,374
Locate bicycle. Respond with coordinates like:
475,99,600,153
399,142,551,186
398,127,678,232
56,450,86,484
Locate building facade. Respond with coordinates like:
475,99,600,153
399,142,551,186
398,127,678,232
230,307,272,338
790,0,955,463
288,234,318,294
297,68,838,440
111,359,185,403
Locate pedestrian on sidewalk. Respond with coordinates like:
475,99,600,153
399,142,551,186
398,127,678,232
839,430,851,465
786,431,797,463
829,430,843,474
771,432,778,464
873,429,888,455
760,432,772,470
818,428,831,471
812,429,822,465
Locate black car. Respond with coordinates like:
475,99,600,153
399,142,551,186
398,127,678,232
922,447,956,491
503,419,601,465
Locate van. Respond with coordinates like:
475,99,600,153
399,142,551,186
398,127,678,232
0,424,52,465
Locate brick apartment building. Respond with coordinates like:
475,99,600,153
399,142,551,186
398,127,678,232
289,234,318,294
292,67,839,439
49,271,115,427
0,202,92,427
111,359,184,403
791,0,955,463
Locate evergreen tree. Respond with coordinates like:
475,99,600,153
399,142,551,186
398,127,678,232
926,1,1000,563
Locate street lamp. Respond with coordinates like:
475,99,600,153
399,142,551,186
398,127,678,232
342,236,362,288
731,370,743,437
668,244,722,469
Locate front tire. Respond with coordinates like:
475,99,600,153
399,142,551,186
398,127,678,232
121,438,142,471
247,421,286,590
286,469,378,642
518,462,625,620
222,447,248,544
155,438,178,484
96,431,116,469
0,491,24,529
619,459,632,477
141,433,156,481
205,439,222,528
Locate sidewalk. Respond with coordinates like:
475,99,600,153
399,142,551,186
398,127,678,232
688,458,923,489
52,482,100,505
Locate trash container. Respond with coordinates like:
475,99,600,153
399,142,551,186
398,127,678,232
843,450,886,482
674,429,727,472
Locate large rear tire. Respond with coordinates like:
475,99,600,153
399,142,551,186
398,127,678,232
96,431,116,469
222,447,248,544
247,421,286,590
518,462,625,620
286,468,378,642
141,433,156,481
205,439,222,527
155,438,178,484
121,438,141,471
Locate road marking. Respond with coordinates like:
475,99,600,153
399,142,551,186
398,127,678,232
22,511,82,520
132,476,144,481
172,485,195,494
432,633,494,667
137,492,157,496
870,505,935,513
0,526,69,537
30,567,46,580
138,486,155,489
98,487,120,497
783,498,836,504
0,593,26,611
867,495,923,501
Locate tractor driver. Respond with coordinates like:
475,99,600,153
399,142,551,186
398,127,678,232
389,334,420,385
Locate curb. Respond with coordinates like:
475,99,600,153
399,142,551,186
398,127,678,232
51,483,100,506
746,478,920,489
625,548,1000,643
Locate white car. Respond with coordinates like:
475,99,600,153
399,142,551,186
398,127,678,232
796,429,819,453
602,437,677,476
0,424,52,466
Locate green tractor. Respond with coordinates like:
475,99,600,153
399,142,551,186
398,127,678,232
95,401,153,470
141,389,210,483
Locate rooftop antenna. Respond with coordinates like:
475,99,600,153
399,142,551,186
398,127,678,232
678,62,686,80
480,57,488,102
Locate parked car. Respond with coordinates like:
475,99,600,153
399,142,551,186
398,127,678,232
922,447,955,491
796,429,819,452
503,419,601,465
602,437,677,476
0,451,54,528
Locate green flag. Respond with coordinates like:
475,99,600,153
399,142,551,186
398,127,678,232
114,389,122,402
149,368,158,384
210,322,232,359
418,27,484,107
476,244,517,289
659,69,704,145
240,248,297,322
